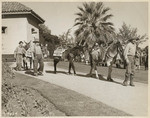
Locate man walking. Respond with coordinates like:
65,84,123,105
32,40,44,76
123,38,137,86
14,41,26,71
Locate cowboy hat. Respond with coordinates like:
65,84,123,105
19,41,23,44
33,40,39,43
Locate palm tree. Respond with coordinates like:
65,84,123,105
74,2,115,48
118,22,148,46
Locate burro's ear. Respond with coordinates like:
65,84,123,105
27,41,31,45
24,41,27,44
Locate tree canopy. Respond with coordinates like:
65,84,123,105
74,2,115,48
118,23,148,46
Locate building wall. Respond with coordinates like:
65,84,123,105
2,18,28,54
2,15,41,54
27,16,40,50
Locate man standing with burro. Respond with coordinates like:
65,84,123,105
32,39,44,76
123,38,137,86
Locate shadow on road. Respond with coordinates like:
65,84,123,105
25,70,35,76
77,73,123,86
45,70,68,74
45,70,123,86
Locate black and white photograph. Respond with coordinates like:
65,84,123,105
1,0,149,117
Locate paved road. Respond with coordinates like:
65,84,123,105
10,62,148,116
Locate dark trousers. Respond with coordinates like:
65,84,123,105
23,57,28,70
33,54,44,74
68,58,76,74
27,57,32,69
54,57,60,73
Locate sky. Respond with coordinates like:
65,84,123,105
22,2,148,48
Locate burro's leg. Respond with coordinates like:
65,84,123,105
107,59,114,82
68,61,71,74
71,61,76,75
87,60,93,77
30,57,32,69
94,62,99,79
95,69,99,79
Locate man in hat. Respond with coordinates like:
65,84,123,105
32,40,44,76
14,41,26,71
123,38,137,86
88,43,100,79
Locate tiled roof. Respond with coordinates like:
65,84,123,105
2,2,32,13
2,2,45,23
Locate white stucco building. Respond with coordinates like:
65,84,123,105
2,2,45,54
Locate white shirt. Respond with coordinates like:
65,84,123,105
124,42,136,59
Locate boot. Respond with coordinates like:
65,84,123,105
123,79,128,86
107,77,114,82
123,74,129,86
130,74,135,86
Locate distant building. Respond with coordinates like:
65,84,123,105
2,2,45,54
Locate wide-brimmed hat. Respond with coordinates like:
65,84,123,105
19,41,23,44
33,40,39,43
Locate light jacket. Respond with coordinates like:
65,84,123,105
14,46,26,55
124,42,136,59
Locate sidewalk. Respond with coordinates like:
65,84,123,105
10,62,148,116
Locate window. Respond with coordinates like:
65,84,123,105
2,26,7,34
31,28,37,34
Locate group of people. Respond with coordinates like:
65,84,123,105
14,37,146,87
14,40,45,76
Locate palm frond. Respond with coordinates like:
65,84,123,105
96,2,103,11
102,14,113,21
101,22,114,26
75,17,82,22
75,12,83,16
102,7,110,14
78,6,85,12
74,22,83,26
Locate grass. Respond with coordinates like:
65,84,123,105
54,61,148,84
9,72,131,116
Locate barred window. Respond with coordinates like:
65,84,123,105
2,26,7,34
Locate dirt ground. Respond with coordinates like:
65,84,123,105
2,63,65,116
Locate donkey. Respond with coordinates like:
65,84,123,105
87,40,124,81
104,40,124,81
53,45,83,74
23,41,33,70
87,43,106,79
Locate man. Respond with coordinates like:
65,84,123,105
66,46,76,75
89,43,100,79
26,47,32,69
123,38,137,86
14,41,26,71
53,56,61,74
32,40,44,76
